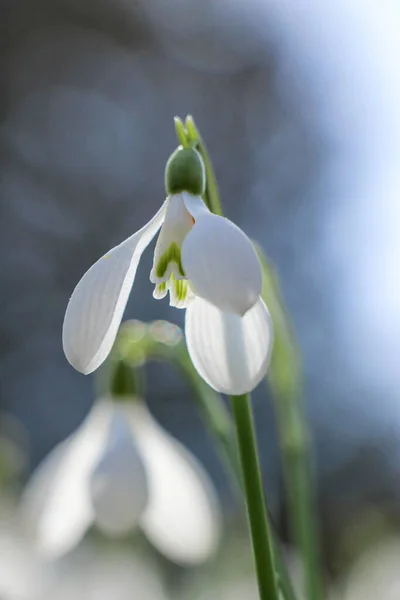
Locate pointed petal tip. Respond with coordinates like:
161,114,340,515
62,343,103,376
62,347,91,375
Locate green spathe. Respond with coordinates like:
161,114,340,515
165,147,206,196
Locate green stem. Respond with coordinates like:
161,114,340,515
230,394,279,600
179,352,297,600
256,249,324,600
124,332,298,600
185,115,224,216
276,393,324,600
174,121,298,598
177,350,242,490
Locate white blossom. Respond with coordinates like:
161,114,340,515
62,186,272,393
20,398,220,565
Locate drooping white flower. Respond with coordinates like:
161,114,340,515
62,147,272,393
20,398,220,565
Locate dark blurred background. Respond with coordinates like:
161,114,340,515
1,0,400,586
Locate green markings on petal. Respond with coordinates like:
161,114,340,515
158,281,167,294
155,242,185,279
169,274,192,308
172,276,188,302
153,240,194,308
153,274,193,309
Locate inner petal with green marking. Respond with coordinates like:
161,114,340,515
150,193,195,308
153,273,195,309
154,241,186,280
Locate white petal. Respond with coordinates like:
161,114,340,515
126,404,221,565
89,406,148,536
19,402,111,558
62,202,167,374
181,211,262,315
181,191,210,219
185,296,273,394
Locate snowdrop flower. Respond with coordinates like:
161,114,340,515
62,146,273,394
20,397,220,565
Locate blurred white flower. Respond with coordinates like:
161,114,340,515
0,499,170,600
340,537,400,600
20,398,220,565
0,502,55,600
45,543,170,600
62,147,273,394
